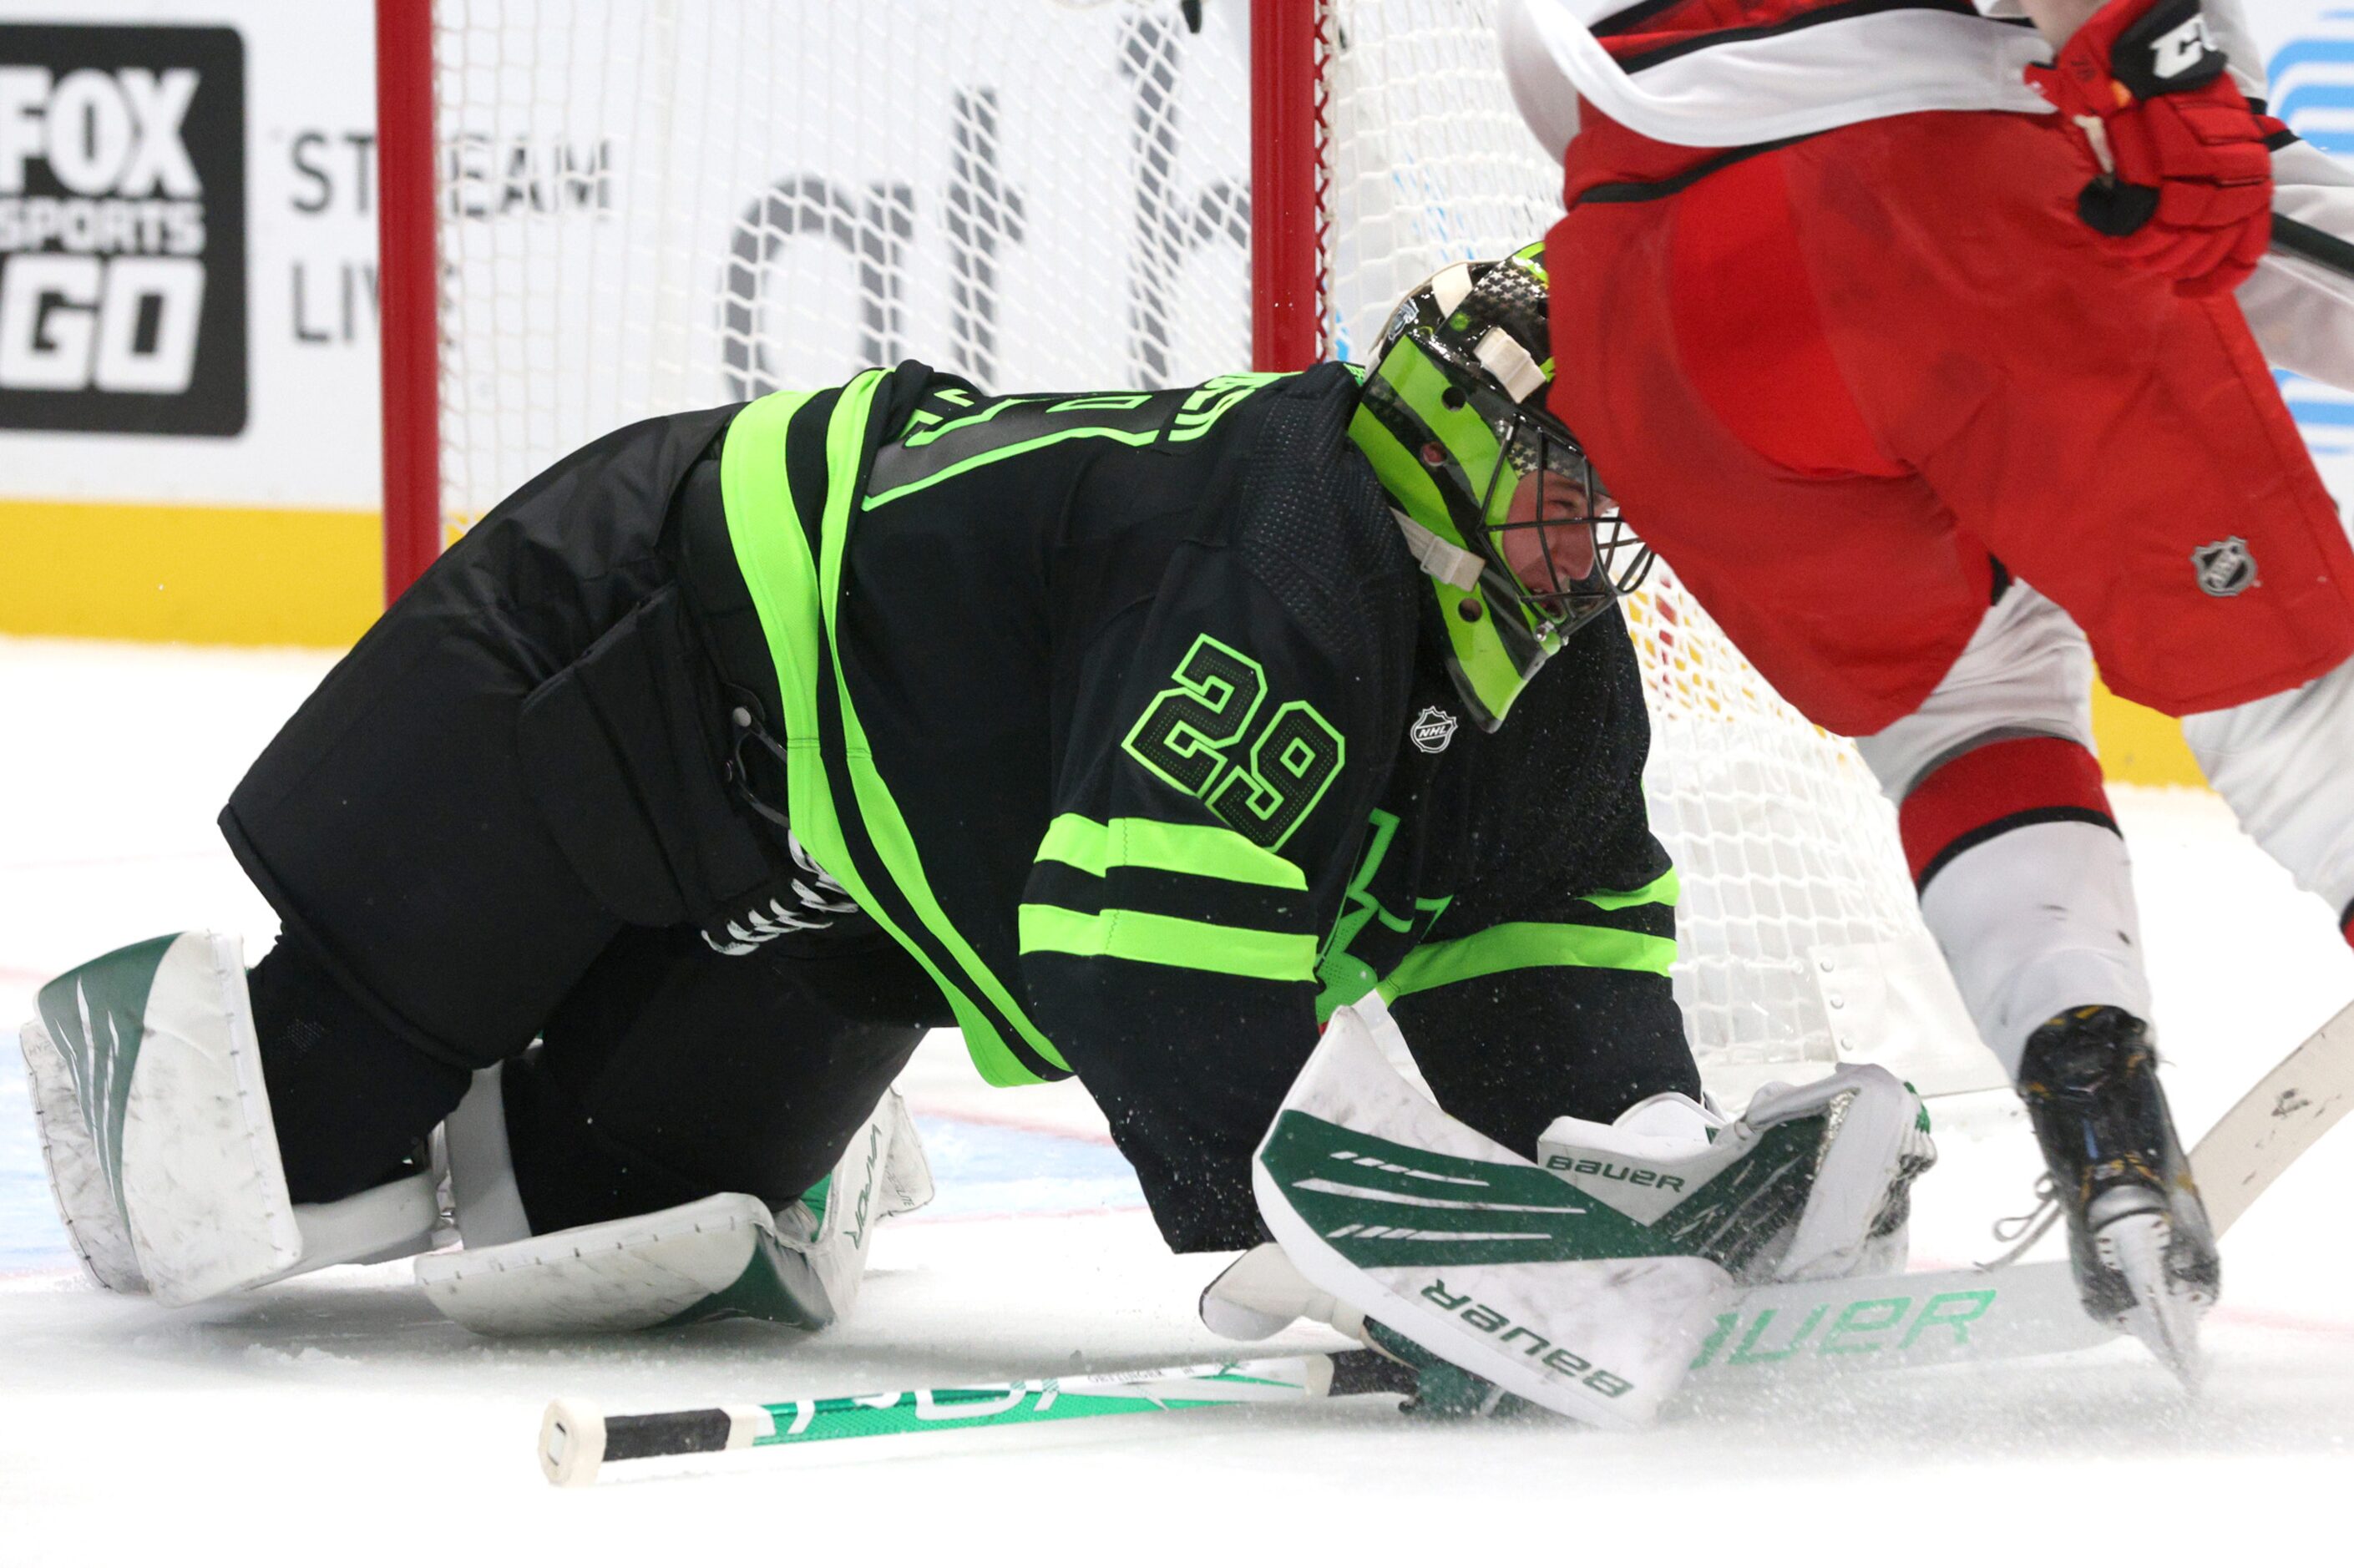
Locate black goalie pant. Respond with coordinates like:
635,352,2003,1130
223,412,948,1227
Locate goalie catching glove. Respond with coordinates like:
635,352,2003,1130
1220,1000,1932,1425
2023,0,2282,297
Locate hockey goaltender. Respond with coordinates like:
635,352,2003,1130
20,245,1933,1427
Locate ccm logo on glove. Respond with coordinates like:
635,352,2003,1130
2024,0,2277,298
2123,8,2222,94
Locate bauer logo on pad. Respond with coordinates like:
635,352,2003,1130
0,24,246,435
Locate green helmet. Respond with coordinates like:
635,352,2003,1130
1349,240,1652,729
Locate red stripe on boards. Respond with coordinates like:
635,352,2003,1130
1898,736,2112,885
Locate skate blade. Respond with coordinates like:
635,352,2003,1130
2097,1211,2208,1389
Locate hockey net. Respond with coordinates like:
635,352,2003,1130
385,0,1993,1097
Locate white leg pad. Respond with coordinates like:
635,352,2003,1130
282,1176,443,1277
24,932,442,1303
18,1018,145,1292
418,1191,818,1334
29,933,301,1306
418,1087,931,1336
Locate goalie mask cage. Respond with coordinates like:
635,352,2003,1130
374,0,1994,1099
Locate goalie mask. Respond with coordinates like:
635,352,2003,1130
1349,241,1652,729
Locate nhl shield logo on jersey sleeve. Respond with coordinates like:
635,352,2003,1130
1410,706,1458,754
2191,537,2257,598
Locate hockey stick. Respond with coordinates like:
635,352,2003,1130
1698,997,2354,1376
541,1000,2354,1484
539,1262,2100,1486
2187,996,2354,1234
539,1353,1417,1485
2274,213,2354,284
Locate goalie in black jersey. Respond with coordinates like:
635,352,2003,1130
18,246,1929,1424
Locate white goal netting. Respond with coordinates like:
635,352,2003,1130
423,0,1993,1095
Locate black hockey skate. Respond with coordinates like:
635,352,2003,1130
2017,1006,2218,1383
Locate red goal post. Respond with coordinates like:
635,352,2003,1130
377,0,441,604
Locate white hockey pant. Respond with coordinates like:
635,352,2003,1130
1857,589,2354,1076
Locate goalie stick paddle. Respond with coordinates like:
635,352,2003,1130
1693,996,2354,1380
539,999,2354,1484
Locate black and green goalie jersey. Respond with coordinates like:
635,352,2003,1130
691,360,1696,1248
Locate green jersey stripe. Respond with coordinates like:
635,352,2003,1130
721,375,1068,1086
720,389,827,747
1018,903,1318,983
1035,813,1308,892
810,381,1072,1084
1377,920,1676,1004
1580,867,1680,912
1024,859,1306,938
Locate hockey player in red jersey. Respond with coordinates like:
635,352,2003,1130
1504,0,2354,1373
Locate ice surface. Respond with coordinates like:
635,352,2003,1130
3,635,2351,1559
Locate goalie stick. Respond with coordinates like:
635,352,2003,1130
1700,996,2354,1378
2184,995,2354,1234
539,1354,1419,1486
539,999,2353,1485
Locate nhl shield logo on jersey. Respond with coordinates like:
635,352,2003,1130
1410,706,1459,754
2192,537,2257,598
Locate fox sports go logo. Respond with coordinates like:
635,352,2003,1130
0,62,205,394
